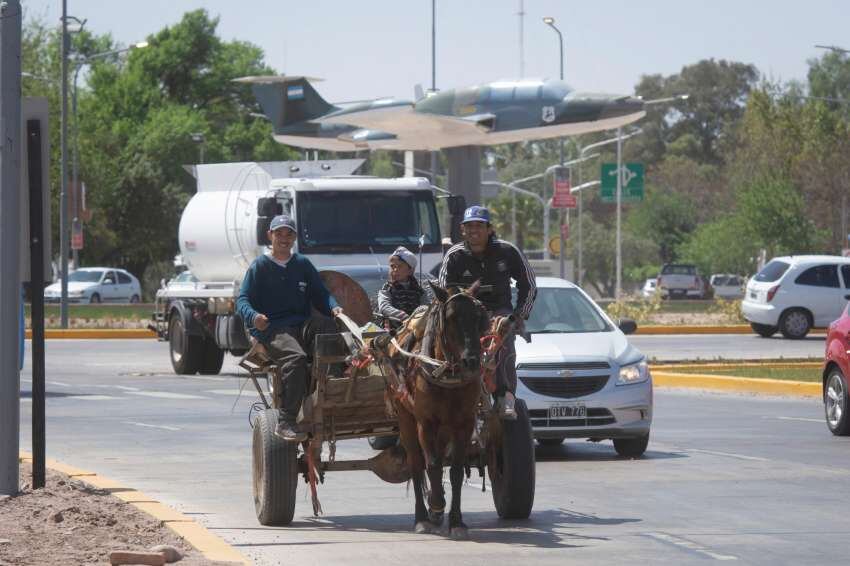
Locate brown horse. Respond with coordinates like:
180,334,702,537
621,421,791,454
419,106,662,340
375,282,491,539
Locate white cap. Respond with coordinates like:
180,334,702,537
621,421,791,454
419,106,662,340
390,246,417,270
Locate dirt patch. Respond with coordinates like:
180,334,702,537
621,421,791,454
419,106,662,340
646,312,737,326
0,462,228,566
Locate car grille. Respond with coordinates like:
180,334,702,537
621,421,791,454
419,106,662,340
529,408,615,427
517,361,611,371
519,375,610,399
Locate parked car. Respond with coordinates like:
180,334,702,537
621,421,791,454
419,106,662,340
641,278,657,298
44,267,142,304
824,294,850,435
709,273,746,300
657,264,706,299
514,277,652,457
742,255,850,339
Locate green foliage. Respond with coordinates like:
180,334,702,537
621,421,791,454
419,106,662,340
605,292,663,324
677,215,757,276
708,298,745,324
627,187,696,263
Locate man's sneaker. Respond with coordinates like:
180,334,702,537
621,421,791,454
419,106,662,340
275,421,307,442
496,392,518,420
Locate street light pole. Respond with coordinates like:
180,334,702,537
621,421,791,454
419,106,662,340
59,2,70,328
616,127,623,300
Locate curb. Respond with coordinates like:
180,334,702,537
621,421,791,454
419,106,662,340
650,361,822,371
18,451,249,565
652,371,822,397
27,329,156,339
636,324,826,335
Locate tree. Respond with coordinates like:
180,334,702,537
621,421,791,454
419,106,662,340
677,215,758,276
627,187,696,263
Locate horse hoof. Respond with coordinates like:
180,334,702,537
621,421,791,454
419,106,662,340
450,526,469,541
414,521,431,535
429,510,444,527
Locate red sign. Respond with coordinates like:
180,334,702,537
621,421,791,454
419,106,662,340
552,168,577,209
71,220,84,250
560,224,569,239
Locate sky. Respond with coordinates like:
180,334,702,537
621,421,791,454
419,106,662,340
28,0,850,102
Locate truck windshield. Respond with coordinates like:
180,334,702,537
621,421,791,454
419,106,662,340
297,190,441,254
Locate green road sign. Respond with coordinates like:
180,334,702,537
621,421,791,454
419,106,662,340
600,163,644,203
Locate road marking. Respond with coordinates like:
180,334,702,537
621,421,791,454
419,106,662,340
772,416,822,423
643,532,738,561
123,421,181,431
47,380,72,387
66,395,122,401
686,448,769,462
114,385,141,392
128,391,208,400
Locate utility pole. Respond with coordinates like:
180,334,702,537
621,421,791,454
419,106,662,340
518,0,525,77
59,0,70,328
615,126,623,300
0,0,23,496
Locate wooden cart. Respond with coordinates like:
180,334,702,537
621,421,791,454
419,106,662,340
243,325,536,526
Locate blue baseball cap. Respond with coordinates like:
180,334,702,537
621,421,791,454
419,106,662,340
461,205,490,224
269,214,296,232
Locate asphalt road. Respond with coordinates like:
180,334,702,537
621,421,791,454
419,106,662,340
628,333,824,361
13,339,846,565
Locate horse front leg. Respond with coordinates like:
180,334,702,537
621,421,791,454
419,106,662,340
448,417,475,540
418,423,445,527
397,408,430,533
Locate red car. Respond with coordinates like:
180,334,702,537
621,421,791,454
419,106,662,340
824,293,850,435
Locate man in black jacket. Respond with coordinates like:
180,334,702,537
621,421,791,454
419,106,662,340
438,205,536,419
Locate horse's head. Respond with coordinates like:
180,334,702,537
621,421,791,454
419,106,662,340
429,280,491,379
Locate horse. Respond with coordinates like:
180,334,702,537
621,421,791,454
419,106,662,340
373,281,492,539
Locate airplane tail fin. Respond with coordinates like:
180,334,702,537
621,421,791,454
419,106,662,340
234,75,336,131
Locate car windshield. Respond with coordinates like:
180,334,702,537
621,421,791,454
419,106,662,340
512,287,612,334
174,272,198,283
297,190,441,254
68,270,103,283
754,260,790,283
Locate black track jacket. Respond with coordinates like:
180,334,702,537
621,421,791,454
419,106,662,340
438,236,537,319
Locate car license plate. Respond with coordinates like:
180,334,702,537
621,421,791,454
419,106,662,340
750,291,757,299
549,403,586,419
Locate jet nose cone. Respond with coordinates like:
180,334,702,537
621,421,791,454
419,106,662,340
599,96,645,119
560,93,645,124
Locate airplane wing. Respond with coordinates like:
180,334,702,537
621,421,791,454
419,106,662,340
316,103,494,142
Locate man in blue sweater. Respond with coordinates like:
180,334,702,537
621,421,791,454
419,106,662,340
237,214,342,441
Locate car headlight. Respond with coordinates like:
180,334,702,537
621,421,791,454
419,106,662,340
617,360,649,385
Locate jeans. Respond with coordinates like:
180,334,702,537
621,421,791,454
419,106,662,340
264,314,336,424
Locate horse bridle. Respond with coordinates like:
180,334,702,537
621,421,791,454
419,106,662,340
424,290,489,385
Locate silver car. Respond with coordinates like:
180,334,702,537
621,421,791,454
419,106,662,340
44,267,142,304
515,277,653,457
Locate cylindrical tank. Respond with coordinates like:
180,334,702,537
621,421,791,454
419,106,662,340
178,163,273,282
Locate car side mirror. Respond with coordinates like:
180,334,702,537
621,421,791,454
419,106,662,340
447,195,467,215
617,318,637,335
845,294,850,301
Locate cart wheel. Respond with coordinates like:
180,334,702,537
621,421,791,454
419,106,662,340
252,409,298,525
488,398,535,519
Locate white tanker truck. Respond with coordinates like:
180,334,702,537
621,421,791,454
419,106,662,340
152,159,465,375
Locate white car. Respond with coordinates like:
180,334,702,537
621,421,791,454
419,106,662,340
44,267,142,304
742,255,850,339
709,273,746,300
514,277,653,457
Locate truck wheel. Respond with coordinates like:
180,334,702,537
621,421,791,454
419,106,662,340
253,409,298,525
488,398,535,519
751,323,778,338
613,433,650,458
198,338,225,375
169,315,201,375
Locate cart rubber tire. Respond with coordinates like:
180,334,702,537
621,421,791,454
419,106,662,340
489,398,535,519
613,433,650,458
537,438,564,447
198,338,225,375
252,409,298,526
169,315,201,375
751,323,778,338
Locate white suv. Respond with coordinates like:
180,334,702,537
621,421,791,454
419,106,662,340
742,255,850,339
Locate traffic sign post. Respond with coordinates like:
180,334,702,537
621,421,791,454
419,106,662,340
600,163,644,203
